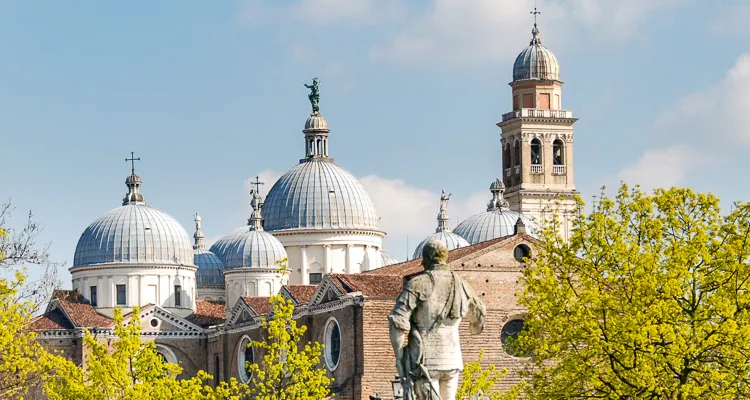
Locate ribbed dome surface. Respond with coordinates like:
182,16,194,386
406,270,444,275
194,249,225,286
381,251,399,267
209,226,288,270
512,26,560,82
263,160,380,231
454,210,540,245
305,112,328,130
74,205,194,267
413,231,470,260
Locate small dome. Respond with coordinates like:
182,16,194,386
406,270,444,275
263,160,380,232
453,178,540,244
454,210,539,244
512,25,560,82
74,205,194,267
413,231,469,259
194,249,225,287
304,111,329,131
210,227,288,270
381,251,399,267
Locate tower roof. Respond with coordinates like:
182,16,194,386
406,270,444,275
512,23,560,82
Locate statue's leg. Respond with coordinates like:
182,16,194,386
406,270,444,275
413,375,440,400
438,369,460,400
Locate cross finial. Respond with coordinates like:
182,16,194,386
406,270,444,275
530,1,541,26
125,151,140,175
250,176,265,195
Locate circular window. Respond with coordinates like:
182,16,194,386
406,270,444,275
237,335,254,383
501,319,527,357
150,318,159,328
513,244,531,263
324,317,341,371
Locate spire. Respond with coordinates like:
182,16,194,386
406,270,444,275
487,178,510,211
194,213,205,250
530,4,542,45
122,152,145,206
436,189,452,232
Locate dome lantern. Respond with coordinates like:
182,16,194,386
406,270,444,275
413,190,470,260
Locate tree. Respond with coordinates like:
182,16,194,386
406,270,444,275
45,307,250,400
0,225,67,399
517,184,750,399
454,350,520,400
0,200,62,310
247,295,331,400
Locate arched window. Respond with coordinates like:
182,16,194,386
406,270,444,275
513,140,521,167
503,144,511,170
501,319,527,357
530,139,541,165
237,335,254,383
155,344,178,364
553,139,564,165
324,317,341,371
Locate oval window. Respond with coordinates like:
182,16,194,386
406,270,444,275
501,319,527,357
237,336,254,383
324,318,341,371
513,244,531,262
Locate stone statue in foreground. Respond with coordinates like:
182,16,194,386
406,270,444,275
389,239,486,400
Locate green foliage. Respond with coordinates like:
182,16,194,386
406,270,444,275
455,350,520,400
45,308,249,400
0,270,68,399
518,184,750,399
248,295,331,400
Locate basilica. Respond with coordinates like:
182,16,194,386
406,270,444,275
30,21,578,399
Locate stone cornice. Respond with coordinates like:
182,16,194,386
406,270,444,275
270,228,386,238
69,264,198,274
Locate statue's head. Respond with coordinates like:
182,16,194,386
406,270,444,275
313,77,319,84
421,239,449,269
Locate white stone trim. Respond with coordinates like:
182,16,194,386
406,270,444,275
323,316,341,371
155,344,178,364
236,335,254,383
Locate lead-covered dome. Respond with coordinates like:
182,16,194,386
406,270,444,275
192,214,225,287
414,231,469,260
381,251,399,267
73,174,195,267
413,189,469,259
263,160,380,231
210,191,288,270
512,25,560,82
453,179,540,244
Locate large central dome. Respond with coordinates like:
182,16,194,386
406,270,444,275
263,111,380,232
263,159,379,231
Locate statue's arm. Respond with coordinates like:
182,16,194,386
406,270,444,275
462,281,486,335
304,83,312,89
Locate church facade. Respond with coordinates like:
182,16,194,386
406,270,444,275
30,21,578,400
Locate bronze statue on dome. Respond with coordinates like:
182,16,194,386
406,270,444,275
304,77,320,112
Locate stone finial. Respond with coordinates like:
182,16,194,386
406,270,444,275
515,217,527,235
436,189,451,232
194,213,205,250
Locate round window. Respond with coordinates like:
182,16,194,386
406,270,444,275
237,336,254,383
513,244,531,263
324,318,341,371
501,319,527,357
150,318,159,328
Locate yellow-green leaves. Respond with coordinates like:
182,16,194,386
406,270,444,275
0,272,68,399
518,184,750,399
45,308,250,400
248,295,331,400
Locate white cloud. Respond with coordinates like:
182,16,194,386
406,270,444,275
617,146,706,191
369,0,687,67
656,53,750,148
287,0,407,27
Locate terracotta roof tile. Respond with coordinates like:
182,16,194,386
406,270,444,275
52,290,113,328
186,300,226,328
28,308,74,330
366,235,519,276
283,285,317,305
328,274,404,298
241,296,273,315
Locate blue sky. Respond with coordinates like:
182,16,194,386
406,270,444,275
2,0,750,288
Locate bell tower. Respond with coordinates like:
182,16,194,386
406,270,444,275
497,18,578,241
